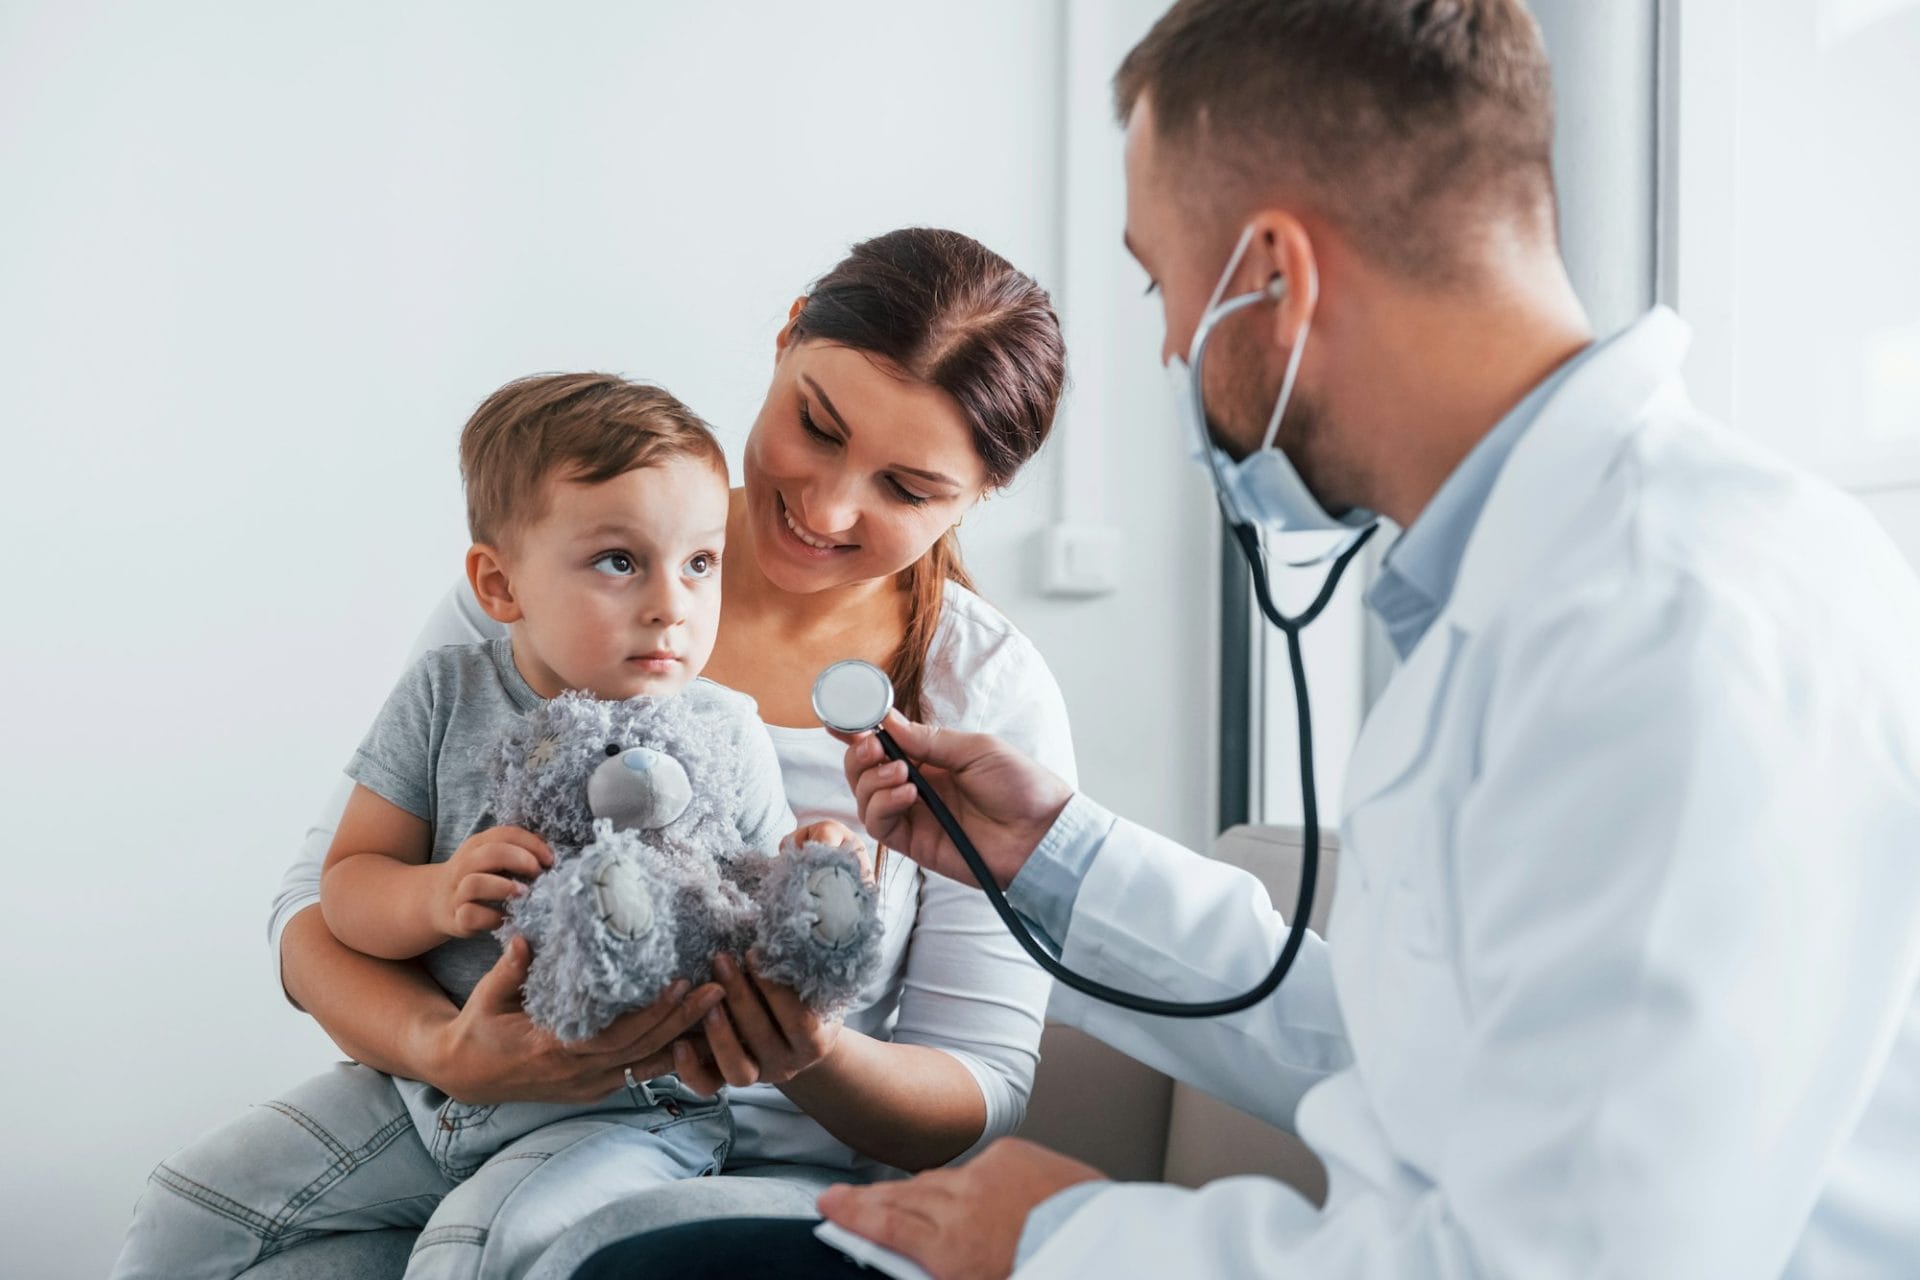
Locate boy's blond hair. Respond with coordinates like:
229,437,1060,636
459,373,727,546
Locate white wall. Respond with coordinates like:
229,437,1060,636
0,4,1213,1275
1666,1,1920,571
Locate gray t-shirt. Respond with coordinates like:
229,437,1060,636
345,635,793,1004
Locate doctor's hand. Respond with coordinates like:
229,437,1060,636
817,1137,1107,1280
837,711,1072,891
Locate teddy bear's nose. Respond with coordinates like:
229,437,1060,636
587,746,693,831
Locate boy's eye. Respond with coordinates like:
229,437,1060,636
592,552,635,576
684,552,719,580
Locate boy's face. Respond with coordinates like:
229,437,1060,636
491,455,730,701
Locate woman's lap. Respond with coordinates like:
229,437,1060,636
241,1165,850,1280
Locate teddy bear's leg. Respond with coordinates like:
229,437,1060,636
750,841,883,1016
512,835,683,1044
580,841,682,1011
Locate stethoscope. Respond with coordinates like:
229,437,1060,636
811,517,1373,1019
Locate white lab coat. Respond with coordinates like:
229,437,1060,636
1020,309,1920,1278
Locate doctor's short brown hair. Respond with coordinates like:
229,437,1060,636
1115,0,1558,283
459,372,726,546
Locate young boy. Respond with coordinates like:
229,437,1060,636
113,373,853,1280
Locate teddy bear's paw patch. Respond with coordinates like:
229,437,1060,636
806,865,863,947
593,856,657,937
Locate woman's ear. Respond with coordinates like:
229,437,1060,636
466,543,523,624
774,296,808,358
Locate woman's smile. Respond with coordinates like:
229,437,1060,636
775,490,855,559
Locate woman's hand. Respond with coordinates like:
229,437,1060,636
671,950,841,1093
433,934,725,1105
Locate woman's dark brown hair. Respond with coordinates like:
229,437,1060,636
789,228,1067,721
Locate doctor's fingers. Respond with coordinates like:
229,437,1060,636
851,777,925,850
817,1182,947,1264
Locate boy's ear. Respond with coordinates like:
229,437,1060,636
467,543,523,624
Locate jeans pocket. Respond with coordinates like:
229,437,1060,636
429,1098,503,1180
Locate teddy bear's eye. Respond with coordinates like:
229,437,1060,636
605,743,622,758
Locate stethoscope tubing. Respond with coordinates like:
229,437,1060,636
875,519,1376,1019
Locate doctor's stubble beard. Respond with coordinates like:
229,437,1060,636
1204,320,1359,516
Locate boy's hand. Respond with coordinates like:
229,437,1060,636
434,826,553,938
783,819,873,882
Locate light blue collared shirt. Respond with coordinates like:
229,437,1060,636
1365,341,1598,660
1005,342,1602,1268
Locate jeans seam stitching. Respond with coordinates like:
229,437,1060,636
414,1224,490,1249
259,1100,350,1163
148,1166,280,1236
269,1108,419,1234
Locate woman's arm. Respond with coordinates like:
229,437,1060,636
283,904,724,1103
680,951,990,1170
685,629,1076,1169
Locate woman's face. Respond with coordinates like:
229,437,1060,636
741,330,991,596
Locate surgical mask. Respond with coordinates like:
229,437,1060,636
1169,225,1375,535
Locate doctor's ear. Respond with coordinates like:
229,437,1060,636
1250,217,1319,342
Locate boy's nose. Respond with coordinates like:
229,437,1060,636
641,579,689,626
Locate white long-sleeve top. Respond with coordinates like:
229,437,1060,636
270,577,1072,1176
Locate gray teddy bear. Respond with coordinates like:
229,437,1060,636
485,689,884,1043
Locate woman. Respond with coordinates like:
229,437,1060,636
250,227,1073,1277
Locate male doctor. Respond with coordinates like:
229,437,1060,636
571,1,1920,1277
814,0,1920,1277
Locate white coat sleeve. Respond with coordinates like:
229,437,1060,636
1040,810,1352,1130
266,579,504,992
1021,572,1920,1278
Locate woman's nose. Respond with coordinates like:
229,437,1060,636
798,478,860,537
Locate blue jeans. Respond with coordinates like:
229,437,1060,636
110,1063,732,1280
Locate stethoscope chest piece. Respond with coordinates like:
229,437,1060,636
812,659,896,734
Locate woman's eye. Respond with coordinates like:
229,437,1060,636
684,552,718,579
799,404,837,444
887,477,930,507
1143,279,1161,297
592,552,635,576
